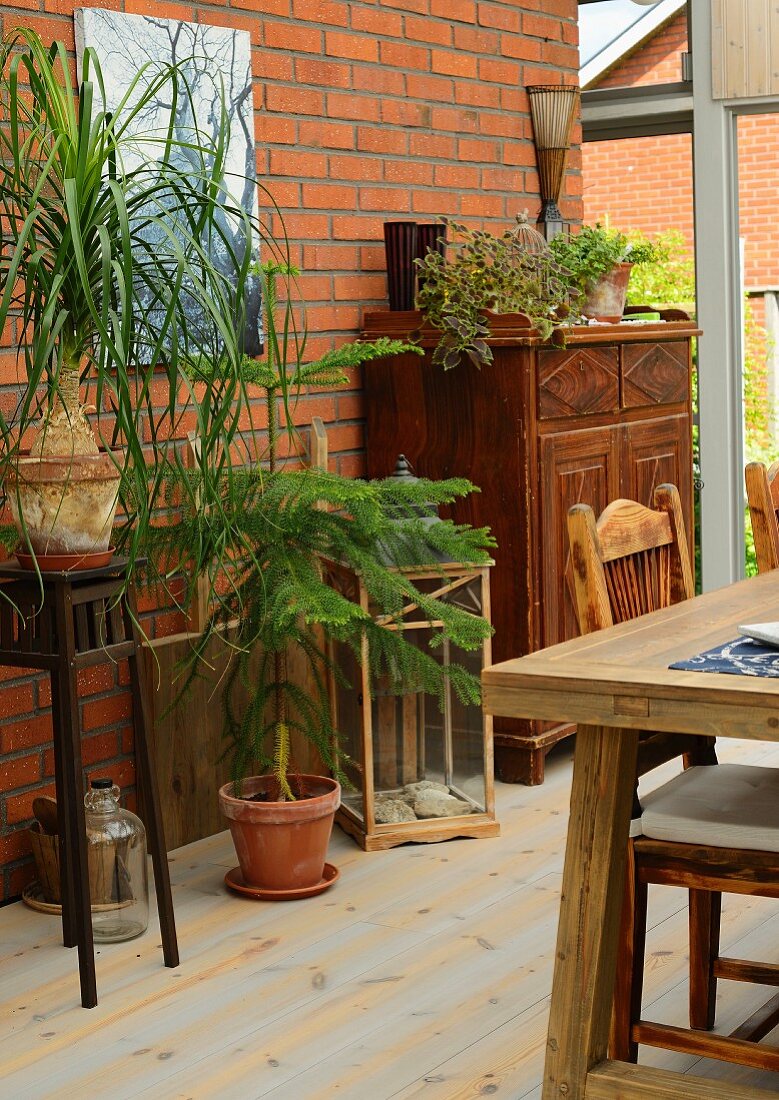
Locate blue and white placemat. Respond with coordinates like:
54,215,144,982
670,637,779,677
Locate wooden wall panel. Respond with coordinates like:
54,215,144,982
142,634,234,852
712,0,779,98
143,633,325,852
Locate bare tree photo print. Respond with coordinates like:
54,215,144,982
75,9,262,355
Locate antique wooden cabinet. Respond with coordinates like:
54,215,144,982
361,311,699,784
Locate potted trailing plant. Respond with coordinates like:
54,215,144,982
414,217,574,370
550,224,659,322
146,262,496,897
0,30,260,570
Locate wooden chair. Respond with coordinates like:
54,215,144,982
746,459,779,573
567,483,779,1072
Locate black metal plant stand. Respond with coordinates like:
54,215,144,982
0,558,178,1008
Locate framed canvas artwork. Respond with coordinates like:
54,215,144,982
75,8,262,355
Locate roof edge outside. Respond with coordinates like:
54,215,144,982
580,0,686,89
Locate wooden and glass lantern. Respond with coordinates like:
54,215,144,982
324,558,499,851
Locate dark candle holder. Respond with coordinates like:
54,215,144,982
415,222,447,299
383,221,418,311
416,222,446,261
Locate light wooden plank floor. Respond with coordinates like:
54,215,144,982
2,739,779,1099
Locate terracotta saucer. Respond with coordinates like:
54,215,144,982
15,547,115,572
224,862,339,901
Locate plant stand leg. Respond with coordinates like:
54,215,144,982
51,708,77,949
125,585,179,969
53,579,97,1009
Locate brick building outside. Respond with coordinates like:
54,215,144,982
582,5,779,308
0,0,582,900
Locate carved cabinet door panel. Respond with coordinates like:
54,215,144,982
621,341,690,409
540,426,622,649
623,414,694,555
537,346,619,419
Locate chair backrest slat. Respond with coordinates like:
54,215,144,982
746,460,779,574
567,483,693,636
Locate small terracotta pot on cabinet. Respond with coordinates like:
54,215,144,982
582,262,633,322
219,775,340,891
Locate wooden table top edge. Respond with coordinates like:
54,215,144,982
483,571,779,722
483,659,779,704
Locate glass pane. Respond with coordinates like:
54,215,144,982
331,640,365,823
448,640,487,810
370,572,487,821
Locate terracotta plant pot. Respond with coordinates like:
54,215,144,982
582,262,633,322
219,775,340,891
8,452,121,557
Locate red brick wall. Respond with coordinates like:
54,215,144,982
0,0,581,899
582,12,779,295
582,132,694,250
582,13,693,249
737,114,779,291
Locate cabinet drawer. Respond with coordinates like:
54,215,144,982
538,347,619,419
622,341,689,408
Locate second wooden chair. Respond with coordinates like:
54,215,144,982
746,459,779,574
568,483,779,1073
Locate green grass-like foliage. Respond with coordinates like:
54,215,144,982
415,218,573,370
550,223,659,301
625,229,695,308
0,29,279,581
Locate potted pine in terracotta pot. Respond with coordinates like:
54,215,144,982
147,263,495,900
0,30,259,571
550,224,659,322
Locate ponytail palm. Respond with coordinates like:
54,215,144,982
0,29,268,574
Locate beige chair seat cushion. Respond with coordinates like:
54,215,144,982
640,763,779,852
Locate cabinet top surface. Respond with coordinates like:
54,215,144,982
362,310,701,348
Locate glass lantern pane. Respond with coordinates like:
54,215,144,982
445,576,488,810
370,572,488,822
448,641,487,810
330,639,366,823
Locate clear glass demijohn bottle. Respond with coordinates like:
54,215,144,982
84,777,149,942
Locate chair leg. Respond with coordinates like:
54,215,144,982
689,888,721,1031
611,840,647,1063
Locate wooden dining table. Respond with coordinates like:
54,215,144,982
482,570,779,1100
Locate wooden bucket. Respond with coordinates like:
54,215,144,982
88,838,134,905
29,823,61,903
28,824,133,905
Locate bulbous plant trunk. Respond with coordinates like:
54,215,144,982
30,367,99,458
9,364,121,558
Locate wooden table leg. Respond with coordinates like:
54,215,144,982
542,724,639,1100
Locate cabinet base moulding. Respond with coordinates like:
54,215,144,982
494,722,575,785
